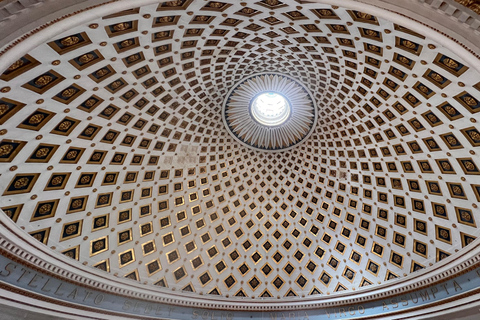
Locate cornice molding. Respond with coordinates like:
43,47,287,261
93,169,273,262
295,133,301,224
0,0,479,72
2,211,480,311
0,0,478,48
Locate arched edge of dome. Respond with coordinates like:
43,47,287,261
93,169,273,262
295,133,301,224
309,0,480,69
1,0,480,74
2,207,480,313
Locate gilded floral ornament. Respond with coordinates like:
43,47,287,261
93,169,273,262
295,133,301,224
60,36,80,46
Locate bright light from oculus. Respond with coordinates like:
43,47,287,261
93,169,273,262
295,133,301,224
250,92,291,126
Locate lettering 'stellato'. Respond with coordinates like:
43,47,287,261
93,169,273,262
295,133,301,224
0,255,479,320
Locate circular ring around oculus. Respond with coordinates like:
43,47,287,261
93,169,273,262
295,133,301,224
222,73,317,151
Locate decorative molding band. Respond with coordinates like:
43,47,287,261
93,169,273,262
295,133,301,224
0,0,45,23
417,0,480,31
453,0,480,16
0,0,480,60
0,0,120,57
2,215,480,315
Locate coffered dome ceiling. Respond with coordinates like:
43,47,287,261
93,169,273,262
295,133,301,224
0,0,480,300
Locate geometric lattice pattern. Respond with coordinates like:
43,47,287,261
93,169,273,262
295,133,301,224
0,0,479,298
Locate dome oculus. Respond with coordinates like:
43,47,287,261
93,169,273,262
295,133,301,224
223,73,317,151
250,92,291,126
